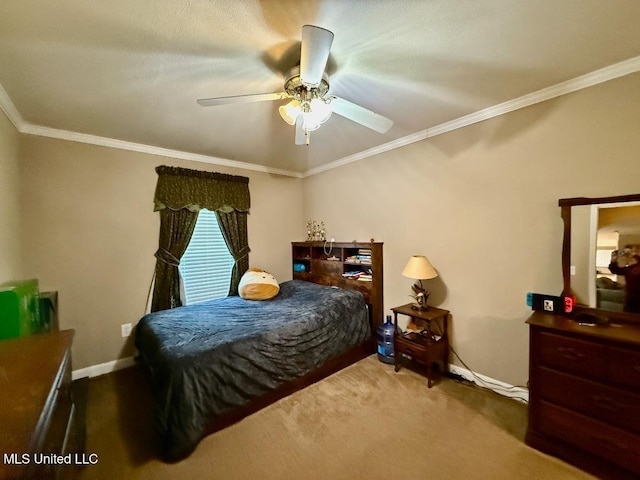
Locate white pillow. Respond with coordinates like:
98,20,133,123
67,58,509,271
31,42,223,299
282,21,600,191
238,268,280,300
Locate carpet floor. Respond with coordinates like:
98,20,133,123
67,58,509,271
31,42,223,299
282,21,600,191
77,355,595,479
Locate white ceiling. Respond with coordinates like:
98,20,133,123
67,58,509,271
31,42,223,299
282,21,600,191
1,0,639,177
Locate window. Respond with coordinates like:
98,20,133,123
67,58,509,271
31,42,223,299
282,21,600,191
179,209,235,304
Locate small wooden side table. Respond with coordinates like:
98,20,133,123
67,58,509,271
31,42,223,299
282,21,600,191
391,303,450,387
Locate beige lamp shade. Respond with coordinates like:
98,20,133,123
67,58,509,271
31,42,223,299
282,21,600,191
401,255,438,280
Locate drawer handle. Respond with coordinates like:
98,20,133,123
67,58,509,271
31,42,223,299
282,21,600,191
590,394,625,412
556,347,585,361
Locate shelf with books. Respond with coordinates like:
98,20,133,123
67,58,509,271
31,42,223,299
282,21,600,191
343,247,372,266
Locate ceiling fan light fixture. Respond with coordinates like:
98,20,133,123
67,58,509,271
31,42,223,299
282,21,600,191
310,98,332,122
300,98,329,131
302,113,321,131
302,98,332,131
278,100,301,125
279,95,332,132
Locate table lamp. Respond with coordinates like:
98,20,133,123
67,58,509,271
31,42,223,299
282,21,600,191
402,255,438,310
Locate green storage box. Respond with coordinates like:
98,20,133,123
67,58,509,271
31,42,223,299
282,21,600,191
0,279,41,339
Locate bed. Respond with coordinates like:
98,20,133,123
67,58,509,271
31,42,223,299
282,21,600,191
135,279,372,461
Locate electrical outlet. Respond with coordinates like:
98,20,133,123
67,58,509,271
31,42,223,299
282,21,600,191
120,323,132,338
570,265,576,276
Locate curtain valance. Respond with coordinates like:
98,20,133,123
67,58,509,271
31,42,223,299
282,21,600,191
154,166,250,213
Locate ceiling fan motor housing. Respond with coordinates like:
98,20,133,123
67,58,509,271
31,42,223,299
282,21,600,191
284,66,330,102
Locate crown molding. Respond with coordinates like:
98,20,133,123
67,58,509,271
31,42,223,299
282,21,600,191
303,130,428,177
0,85,301,177
0,83,25,131
303,55,640,177
19,123,302,178
2,56,639,179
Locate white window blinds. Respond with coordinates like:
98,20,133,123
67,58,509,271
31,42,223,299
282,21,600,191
179,209,234,305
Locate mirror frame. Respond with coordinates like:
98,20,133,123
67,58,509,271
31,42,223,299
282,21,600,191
560,193,640,323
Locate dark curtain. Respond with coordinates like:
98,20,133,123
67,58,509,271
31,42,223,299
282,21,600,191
216,210,250,296
151,166,250,311
151,208,199,312
153,166,250,213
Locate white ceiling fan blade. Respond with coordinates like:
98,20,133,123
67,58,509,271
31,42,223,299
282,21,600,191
295,115,307,145
197,92,288,107
300,25,334,87
329,96,394,133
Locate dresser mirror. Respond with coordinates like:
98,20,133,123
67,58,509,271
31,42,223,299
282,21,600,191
560,194,640,322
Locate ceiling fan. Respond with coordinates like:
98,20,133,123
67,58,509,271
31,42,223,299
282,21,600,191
197,25,394,146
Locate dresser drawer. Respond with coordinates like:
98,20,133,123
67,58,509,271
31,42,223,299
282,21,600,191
395,335,427,355
0,331,83,480
607,346,640,391
535,400,640,475
24,350,75,480
535,331,605,378
40,361,73,453
394,333,448,364
534,367,640,434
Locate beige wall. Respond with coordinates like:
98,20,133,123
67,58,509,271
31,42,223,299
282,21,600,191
18,136,303,369
0,111,22,283
302,72,640,387
7,72,640,386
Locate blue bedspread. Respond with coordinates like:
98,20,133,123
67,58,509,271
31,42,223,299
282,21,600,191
135,280,370,460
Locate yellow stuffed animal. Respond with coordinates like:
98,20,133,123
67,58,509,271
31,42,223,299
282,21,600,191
238,268,280,300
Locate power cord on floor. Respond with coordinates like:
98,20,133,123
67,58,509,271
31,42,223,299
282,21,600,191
449,345,528,403
431,320,529,403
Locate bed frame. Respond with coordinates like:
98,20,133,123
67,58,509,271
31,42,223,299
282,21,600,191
199,338,374,441
183,242,384,456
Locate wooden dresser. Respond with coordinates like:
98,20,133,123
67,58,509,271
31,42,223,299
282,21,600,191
0,330,85,480
526,312,640,479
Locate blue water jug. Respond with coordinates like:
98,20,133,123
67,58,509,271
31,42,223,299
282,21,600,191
377,315,395,364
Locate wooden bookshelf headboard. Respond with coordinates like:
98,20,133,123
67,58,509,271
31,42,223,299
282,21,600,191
291,241,384,333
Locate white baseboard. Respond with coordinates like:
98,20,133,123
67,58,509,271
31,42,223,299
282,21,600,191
72,356,136,380
71,356,529,403
449,364,529,403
